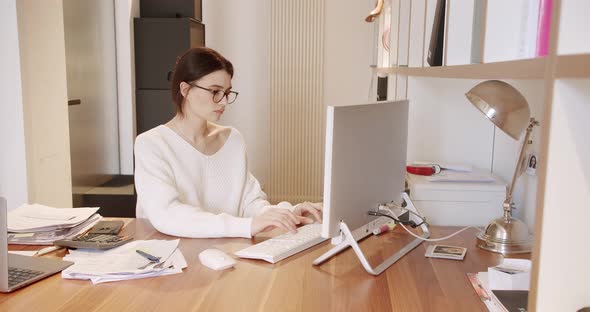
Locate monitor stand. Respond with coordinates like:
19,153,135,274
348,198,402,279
312,193,430,275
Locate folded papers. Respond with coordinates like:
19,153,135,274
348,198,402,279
62,239,186,284
8,204,99,232
7,204,101,245
468,259,532,312
488,258,531,291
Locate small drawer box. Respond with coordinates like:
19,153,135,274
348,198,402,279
406,173,507,226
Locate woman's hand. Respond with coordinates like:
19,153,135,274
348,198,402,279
293,202,323,224
251,208,300,236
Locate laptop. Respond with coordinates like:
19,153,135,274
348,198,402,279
0,197,73,292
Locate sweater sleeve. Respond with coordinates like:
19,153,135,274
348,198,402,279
240,170,294,217
134,135,252,238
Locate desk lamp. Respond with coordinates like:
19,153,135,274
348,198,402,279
465,80,539,254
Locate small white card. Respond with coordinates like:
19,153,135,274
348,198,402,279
425,244,467,260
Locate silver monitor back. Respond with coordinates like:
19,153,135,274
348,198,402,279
321,100,409,239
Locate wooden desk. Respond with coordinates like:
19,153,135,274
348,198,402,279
1,220,524,311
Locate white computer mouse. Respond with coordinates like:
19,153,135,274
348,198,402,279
198,248,236,271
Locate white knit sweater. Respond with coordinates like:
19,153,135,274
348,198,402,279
134,125,291,238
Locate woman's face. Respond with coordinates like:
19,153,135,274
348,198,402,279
180,70,232,122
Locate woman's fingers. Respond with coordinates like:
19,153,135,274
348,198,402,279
298,202,322,222
270,219,292,232
310,202,323,210
297,215,315,224
275,208,300,225
270,210,297,232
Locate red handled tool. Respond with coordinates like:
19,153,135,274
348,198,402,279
406,164,442,176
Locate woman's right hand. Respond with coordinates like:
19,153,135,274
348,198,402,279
251,208,300,236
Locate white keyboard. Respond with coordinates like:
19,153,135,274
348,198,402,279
235,223,327,263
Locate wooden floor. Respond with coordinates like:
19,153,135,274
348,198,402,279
1,219,528,311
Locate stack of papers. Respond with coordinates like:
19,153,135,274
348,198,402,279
62,239,187,284
467,259,532,312
427,171,497,183
7,204,101,245
467,272,509,312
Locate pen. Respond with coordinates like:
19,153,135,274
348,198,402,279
136,249,161,263
34,246,63,257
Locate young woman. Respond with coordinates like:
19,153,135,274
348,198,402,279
134,47,322,238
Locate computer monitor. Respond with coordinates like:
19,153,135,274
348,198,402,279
314,100,429,275
321,100,408,239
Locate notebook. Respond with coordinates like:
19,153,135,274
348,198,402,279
491,290,529,312
0,197,73,292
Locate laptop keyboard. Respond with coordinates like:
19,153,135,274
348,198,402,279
8,267,44,287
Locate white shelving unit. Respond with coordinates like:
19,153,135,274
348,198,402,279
378,0,589,311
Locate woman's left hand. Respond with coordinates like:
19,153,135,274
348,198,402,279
293,202,323,224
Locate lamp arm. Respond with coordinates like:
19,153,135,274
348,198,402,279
507,118,538,201
365,0,384,22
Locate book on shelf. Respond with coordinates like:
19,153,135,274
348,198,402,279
484,0,541,63
408,0,426,67
397,0,411,66
446,0,476,66
470,0,486,64
518,0,541,59
535,0,553,57
389,0,400,66
427,0,446,66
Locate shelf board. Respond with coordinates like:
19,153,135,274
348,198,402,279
555,54,590,78
377,58,546,79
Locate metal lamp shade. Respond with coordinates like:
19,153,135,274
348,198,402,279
465,80,530,140
465,80,535,254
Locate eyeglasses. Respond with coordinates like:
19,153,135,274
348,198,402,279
188,83,239,104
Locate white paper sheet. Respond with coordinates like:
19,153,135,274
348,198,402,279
8,214,102,245
488,258,532,290
8,250,37,256
62,239,186,284
427,171,497,182
8,204,100,232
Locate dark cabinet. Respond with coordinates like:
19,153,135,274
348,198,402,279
134,17,205,135
134,18,205,90
136,90,176,135
140,0,202,21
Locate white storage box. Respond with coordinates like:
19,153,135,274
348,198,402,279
406,173,507,226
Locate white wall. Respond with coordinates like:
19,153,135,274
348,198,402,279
203,0,271,187
201,0,374,190
491,79,545,228
115,0,140,175
0,0,28,210
324,0,375,107
407,78,495,171
407,78,544,230
16,0,72,207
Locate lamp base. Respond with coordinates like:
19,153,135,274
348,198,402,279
476,216,532,254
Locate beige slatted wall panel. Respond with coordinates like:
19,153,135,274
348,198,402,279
268,0,325,203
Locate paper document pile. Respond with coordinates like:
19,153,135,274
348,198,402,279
62,239,186,284
7,204,101,245
467,259,532,312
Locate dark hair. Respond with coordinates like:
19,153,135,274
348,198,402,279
171,47,234,115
